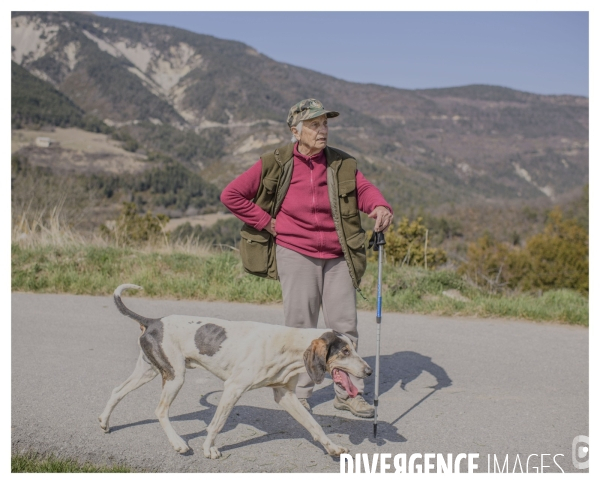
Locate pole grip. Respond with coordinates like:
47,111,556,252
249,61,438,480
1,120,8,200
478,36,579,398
368,231,386,250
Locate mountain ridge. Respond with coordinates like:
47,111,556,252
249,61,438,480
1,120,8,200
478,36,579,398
12,11,588,212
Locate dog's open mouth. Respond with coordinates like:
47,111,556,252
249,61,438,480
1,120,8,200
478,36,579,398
332,368,359,398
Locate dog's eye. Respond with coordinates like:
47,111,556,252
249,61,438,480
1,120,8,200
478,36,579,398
343,348,350,355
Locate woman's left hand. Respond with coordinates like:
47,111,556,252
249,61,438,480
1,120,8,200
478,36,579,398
368,206,393,233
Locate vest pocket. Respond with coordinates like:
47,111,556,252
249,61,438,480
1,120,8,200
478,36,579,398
345,230,367,283
240,224,271,274
346,230,366,250
339,179,358,217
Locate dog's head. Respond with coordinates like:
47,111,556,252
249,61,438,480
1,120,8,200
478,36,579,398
303,331,372,397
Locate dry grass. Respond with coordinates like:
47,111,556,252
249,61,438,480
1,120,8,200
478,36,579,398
12,205,214,257
12,201,94,248
11,205,588,326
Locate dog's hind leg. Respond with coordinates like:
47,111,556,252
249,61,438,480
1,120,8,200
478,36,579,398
99,351,158,433
273,382,349,457
203,379,250,459
155,372,189,454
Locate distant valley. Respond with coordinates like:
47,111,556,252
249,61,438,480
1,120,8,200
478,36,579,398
11,11,588,249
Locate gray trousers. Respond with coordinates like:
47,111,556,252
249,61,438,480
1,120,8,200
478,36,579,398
276,244,364,399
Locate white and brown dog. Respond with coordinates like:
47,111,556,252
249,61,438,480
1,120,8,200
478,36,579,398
99,284,372,459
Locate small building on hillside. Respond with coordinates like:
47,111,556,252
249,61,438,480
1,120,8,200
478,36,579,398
35,137,57,148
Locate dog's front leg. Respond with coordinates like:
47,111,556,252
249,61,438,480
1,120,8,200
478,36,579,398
273,386,349,457
203,380,249,459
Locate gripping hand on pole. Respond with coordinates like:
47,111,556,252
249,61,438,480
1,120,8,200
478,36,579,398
368,206,393,233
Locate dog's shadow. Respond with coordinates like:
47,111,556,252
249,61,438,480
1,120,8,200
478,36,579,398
107,351,451,453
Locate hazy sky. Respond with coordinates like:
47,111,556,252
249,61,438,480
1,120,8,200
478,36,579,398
95,11,589,97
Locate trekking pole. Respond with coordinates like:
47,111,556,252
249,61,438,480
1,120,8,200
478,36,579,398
368,230,386,439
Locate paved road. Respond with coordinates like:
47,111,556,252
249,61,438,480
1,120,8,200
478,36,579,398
12,293,588,473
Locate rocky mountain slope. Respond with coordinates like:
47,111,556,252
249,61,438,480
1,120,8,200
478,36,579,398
12,11,588,212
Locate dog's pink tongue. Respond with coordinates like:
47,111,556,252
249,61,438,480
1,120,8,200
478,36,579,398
332,369,359,398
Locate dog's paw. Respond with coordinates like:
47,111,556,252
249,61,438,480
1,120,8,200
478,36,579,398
173,440,190,454
326,444,349,457
203,446,222,459
98,417,110,433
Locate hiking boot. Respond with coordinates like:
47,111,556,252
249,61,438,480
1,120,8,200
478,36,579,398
298,398,312,413
334,394,374,418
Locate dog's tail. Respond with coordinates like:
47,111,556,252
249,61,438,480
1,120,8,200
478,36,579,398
113,284,155,328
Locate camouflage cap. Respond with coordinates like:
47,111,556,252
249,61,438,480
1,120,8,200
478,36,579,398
287,99,339,128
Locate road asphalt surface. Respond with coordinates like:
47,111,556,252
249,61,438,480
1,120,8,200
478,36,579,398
12,292,588,473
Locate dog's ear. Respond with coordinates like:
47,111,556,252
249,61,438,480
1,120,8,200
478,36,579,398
303,332,340,384
304,338,328,384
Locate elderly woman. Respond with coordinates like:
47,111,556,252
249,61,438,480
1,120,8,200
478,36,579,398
221,99,393,417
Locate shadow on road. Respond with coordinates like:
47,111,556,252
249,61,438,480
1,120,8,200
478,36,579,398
310,350,452,439
311,350,452,401
107,395,406,453
106,351,451,453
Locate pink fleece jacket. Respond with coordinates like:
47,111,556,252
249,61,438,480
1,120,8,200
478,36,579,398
220,144,392,259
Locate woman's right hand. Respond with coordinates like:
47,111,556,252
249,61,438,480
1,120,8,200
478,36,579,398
265,218,277,237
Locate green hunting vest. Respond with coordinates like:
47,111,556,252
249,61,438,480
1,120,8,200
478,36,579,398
239,142,367,290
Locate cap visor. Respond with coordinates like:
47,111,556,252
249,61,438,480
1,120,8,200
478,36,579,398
303,109,340,122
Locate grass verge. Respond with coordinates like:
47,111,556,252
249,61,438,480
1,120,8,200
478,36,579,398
11,452,132,473
11,243,588,325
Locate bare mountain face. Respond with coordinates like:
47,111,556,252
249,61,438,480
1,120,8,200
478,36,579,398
12,11,588,211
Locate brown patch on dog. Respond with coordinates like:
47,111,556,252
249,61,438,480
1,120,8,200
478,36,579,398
139,319,175,383
304,339,327,384
195,323,227,356
303,332,344,384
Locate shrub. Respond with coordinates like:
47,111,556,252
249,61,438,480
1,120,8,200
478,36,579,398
82,114,113,134
457,232,517,292
100,202,169,246
459,208,588,295
521,208,588,294
122,138,139,152
112,128,139,152
371,217,447,268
